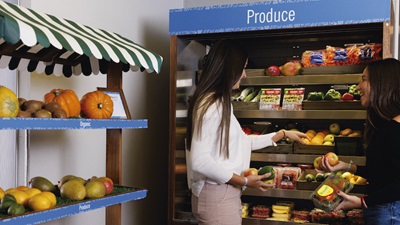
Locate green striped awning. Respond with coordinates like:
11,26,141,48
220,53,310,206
0,0,163,77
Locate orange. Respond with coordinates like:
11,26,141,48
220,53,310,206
9,190,30,206
28,194,51,211
24,188,42,199
39,192,57,207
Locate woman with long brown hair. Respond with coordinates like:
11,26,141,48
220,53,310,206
186,39,308,225
320,58,400,225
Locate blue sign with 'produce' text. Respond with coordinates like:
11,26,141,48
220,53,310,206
169,0,390,35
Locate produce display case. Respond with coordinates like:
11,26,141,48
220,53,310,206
169,0,394,224
0,1,163,224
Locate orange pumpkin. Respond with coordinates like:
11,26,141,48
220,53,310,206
44,89,81,118
80,91,114,119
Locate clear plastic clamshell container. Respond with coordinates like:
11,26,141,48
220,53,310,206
310,175,353,211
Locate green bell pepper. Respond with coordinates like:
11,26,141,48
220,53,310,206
324,89,342,100
307,92,325,101
348,84,360,100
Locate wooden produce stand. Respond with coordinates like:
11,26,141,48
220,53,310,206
0,1,162,224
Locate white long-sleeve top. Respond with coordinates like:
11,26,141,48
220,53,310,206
188,100,276,197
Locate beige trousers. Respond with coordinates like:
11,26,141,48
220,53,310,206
192,182,242,225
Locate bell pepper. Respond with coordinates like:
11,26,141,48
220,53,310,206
307,92,325,101
348,84,360,100
324,89,342,100
341,93,354,101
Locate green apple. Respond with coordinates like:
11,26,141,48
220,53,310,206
329,123,341,135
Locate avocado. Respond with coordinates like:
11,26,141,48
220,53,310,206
316,173,325,182
305,173,315,182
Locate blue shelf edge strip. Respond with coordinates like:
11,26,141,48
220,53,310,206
0,188,147,225
0,118,148,130
169,0,390,35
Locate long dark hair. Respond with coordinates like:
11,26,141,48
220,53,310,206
186,39,248,158
365,58,400,144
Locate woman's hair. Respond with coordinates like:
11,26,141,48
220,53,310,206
365,58,400,144
186,39,248,158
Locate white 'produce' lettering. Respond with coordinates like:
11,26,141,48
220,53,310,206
247,8,295,24
79,204,90,211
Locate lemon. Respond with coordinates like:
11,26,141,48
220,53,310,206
9,190,30,206
24,188,42,199
28,194,51,211
0,187,5,200
16,186,29,192
39,192,57,207
5,188,17,194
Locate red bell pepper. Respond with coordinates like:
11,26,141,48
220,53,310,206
341,93,354,101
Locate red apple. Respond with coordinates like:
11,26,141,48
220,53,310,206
96,177,114,194
266,66,280,76
244,168,258,177
324,152,339,166
313,156,322,170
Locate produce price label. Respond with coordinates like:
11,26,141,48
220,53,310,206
169,0,390,35
282,88,305,110
259,88,281,110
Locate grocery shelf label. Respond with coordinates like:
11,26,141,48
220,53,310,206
169,0,390,35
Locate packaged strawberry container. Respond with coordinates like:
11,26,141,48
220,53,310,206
347,209,364,225
310,176,353,211
310,208,345,225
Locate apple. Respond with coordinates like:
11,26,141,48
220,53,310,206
244,168,258,177
323,141,333,146
329,123,341,135
293,60,302,75
323,134,335,143
96,177,114,194
324,152,339,166
313,156,322,170
266,66,280,76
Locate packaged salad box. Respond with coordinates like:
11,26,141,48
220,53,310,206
310,175,353,212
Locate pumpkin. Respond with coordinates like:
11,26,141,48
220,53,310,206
0,85,19,118
44,89,81,118
80,90,114,119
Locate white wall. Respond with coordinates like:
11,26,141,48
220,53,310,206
19,0,182,224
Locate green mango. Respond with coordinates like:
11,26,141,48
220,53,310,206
29,176,56,193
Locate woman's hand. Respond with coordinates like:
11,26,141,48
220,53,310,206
319,156,348,173
245,173,274,191
334,190,362,211
283,130,310,144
